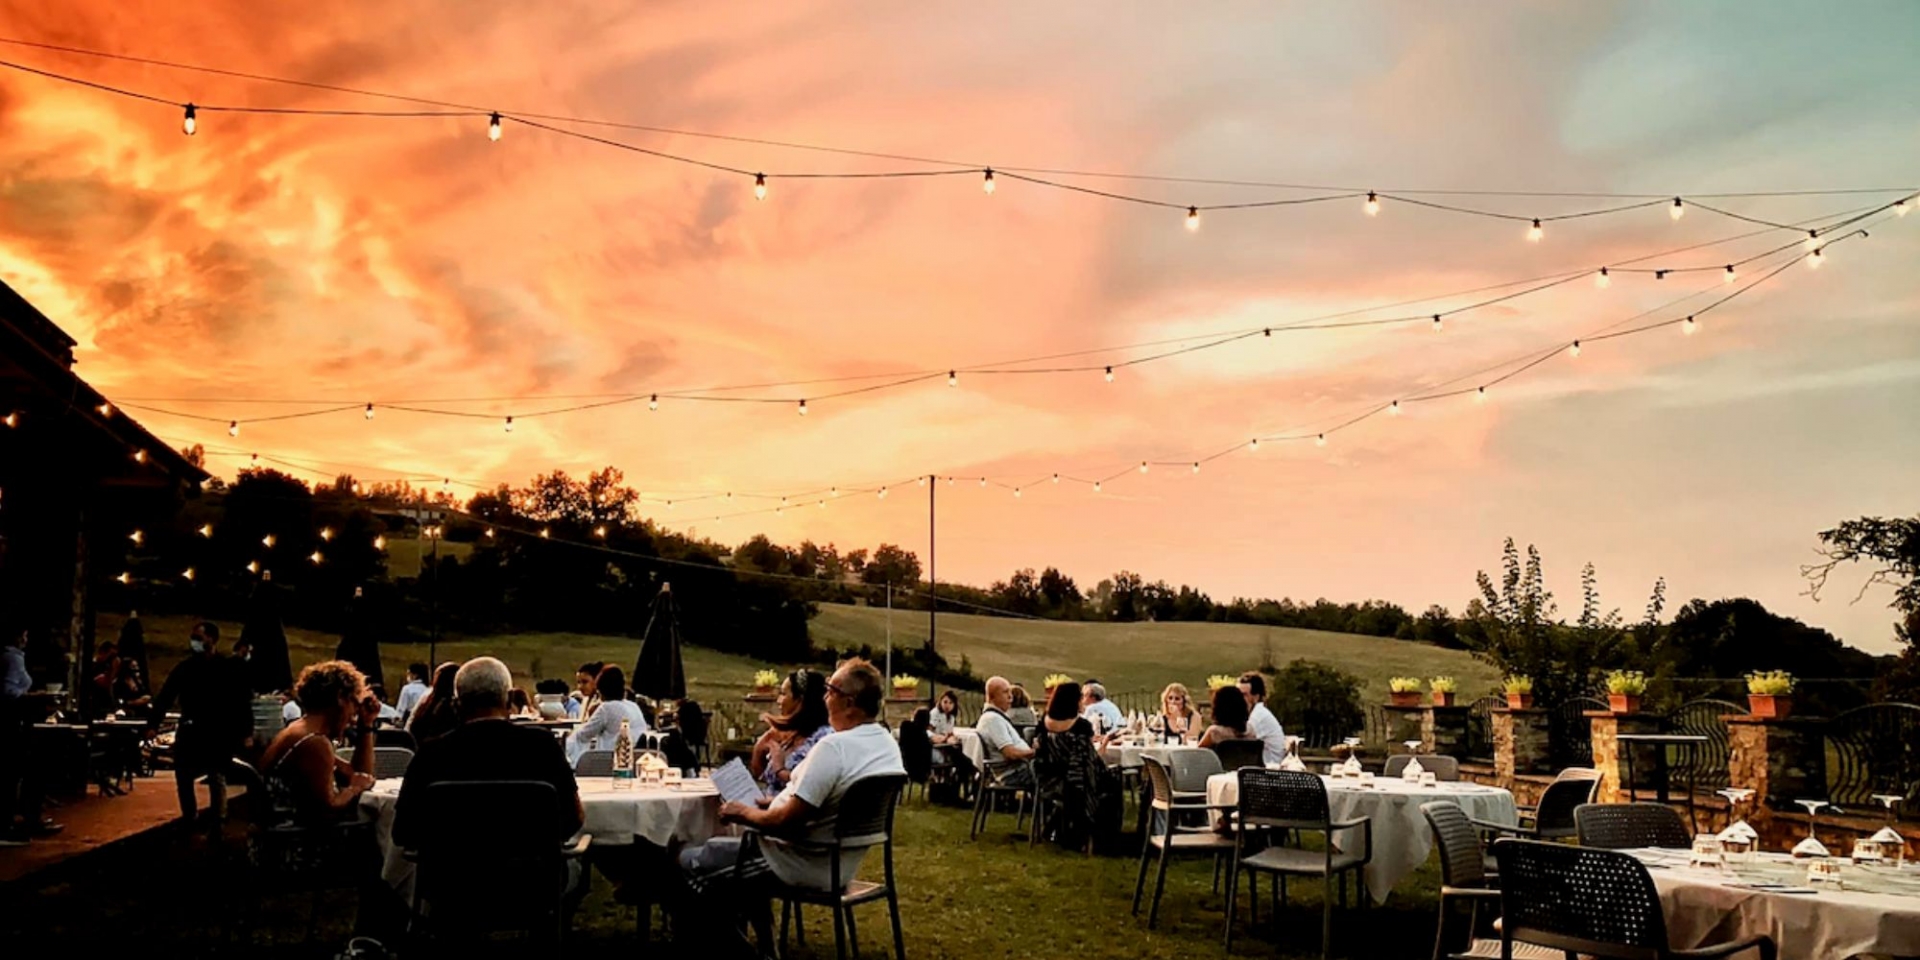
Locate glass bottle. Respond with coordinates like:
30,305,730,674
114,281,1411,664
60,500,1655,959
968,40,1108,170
612,719,635,790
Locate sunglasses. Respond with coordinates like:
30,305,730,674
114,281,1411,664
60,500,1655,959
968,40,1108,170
825,680,848,698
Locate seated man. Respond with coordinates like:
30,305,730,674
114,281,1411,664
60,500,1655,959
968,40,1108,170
676,657,904,955
976,675,1036,789
1081,681,1126,734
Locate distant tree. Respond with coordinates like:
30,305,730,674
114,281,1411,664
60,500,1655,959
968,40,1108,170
1411,604,1462,648
1038,567,1083,616
179,443,205,469
1464,539,1649,707
1267,659,1365,746
845,548,869,577
1104,570,1145,621
861,544,921,587
1803,515,1920,701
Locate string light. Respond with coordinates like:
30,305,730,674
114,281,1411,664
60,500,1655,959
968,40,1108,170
319,527,333,541
1432,314,1443,332
946,477,953,486
182,567,195,581
227,420,239,437
1475,386,1488,404
3,412,15,428
1013,487,1021,498
1683,315,1698,336
798,399,808,416
1896,198,1910,217
1139,461,1149,474
373,535,386,550
1191,462,1200,474
98,401,113,418
916,477,925,487
1724,264,1737,283
1093,481,1103,493
364,403,374,420
982,168,995,195
1104,366,1114,383
1570,340,1582,358
1803,230,1821,250
115,572,131,585
1185,206,1200,231
753,173,767,201
441,478,450,493
831,486,839,498
197,524,213,537
1527,219,1543,242
250,453,259,466
262,534,276,547
181,103,195,136
128,529,144,546
539,527,551,538
1052,473,1060,484
1249,438,1260,451
308,550,323,564
504,416,514,432
878,486,887,499
1807,246,1825,268
1389,400,1402,416
488,111,501,141
947,370,957,387
1315,434,1327,447
132,449,148,464
978,477,986,487
246,561,260,574
1364,191,1380,216
594,525,607,538
1670,197,1685,220
1594,267,1611,289
484,528,495,539
649,394,658,411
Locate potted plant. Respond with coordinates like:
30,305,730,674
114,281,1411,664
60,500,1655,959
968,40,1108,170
1503,675,1534,710
1430,677,1459,707
1043,673,1073,700
1205,674,1238,692
891,673,921,699
1606,670,1648,714
1746,670,1795,719
1388,677,1424,707
751,669,779,697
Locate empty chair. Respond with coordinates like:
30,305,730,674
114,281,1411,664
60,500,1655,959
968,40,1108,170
1384,754,1461,781
341,745,414,781
1210,738,1266,773
1473,767,1599,842
1575,802,1691,850
1475,839,1775,960
758,774,909,960
970,759,1036,840
1225,768,1372,959
1132,756,1238,928
572,749,615,777
1421,801,1563,960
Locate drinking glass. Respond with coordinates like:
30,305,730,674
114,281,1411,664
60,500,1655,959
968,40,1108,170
1403,739,1423,755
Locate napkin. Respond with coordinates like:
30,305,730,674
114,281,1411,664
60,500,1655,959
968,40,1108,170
1341,755,1363,777
1717,820,1759,843
1279,754,1307,772
1790,836,1829,859
1402,757,1425,781
1870,827,1906,845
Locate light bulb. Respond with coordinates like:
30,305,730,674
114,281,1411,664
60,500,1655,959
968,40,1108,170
129,530,144,545
228,420,239,437
250,453,259,466
182,568,195,581
667,501,674,510
1052,473,1060,484
1475,386,1488,404
878,486,887,499
504,416,514,432
3,412,15,428
982,168,995,194
488,112,502,141
1683,316,1698,336
1724,264,1737,284
1185,206,1200,231
978,477,986,488
309,551,323,564
441,478,450,493
916,477,925,487
1432,314,1442,332
198,524,213,537
1139,461,1149,474
831,487,839,498
1803,230,1820,250
1093,481,1102,493
1390,400,1402,416
1896,198,1910,217
1013,487,1021,498
948,370,957,387
246,561,260,574
946,477,953,486
373,535,386,550
1191,462,1200,474
1315,434,1327,447
1595,267,1610,289
539,527,551,538
594,525,607,538
1104,366,1114,383
1249,438,1260,451
364,403,375,420
818,499,827,509
182,103,196,136
98,402,113,418
262,534,276,547
320,527,334,541
754,173,767,201
1670,197,1685,220
116,572,131,585
726,491,734,500
1527,218,1543,242
798,399,808,416
132,449,148,464
649,394,658,411
1364,191,1379,217
1569,340,1582,358
1807,247,1824,268
484,528,495,538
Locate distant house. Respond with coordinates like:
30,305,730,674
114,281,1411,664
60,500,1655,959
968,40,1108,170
0,279,207,689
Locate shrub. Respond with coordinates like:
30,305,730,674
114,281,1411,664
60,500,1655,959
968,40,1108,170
1388,676,1423,693
1606,670,1648,695
1503,675,1533,695
1269,659,1365,748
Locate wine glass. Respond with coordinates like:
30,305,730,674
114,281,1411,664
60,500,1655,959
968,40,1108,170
1793,799,1830,857
1403,739,1423,756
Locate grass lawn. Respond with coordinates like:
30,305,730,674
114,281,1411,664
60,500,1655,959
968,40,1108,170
4,795,1444,958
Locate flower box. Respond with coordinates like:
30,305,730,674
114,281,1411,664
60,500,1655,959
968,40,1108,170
1747,694,1792,719
1608,693,1642,714
1389,691,1423,708
1505,693,1533,710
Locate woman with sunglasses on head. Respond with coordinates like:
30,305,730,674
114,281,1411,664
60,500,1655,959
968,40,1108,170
749,669,832,792
1157,682,1198,744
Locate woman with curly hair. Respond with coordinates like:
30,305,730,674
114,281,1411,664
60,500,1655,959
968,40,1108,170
258,659,378,822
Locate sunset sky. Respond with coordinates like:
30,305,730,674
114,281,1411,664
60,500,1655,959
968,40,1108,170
2,2,1915,653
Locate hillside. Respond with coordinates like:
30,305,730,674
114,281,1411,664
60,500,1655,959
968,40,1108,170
807,603,1501,700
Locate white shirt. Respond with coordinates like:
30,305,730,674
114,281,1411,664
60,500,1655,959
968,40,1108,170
376,701,401,723
1247,702,1288,766
763,722,905,891
1084,699,1125,733
281,699,303,725
975,709,1025,760
565,698,648,764
395,680,428,719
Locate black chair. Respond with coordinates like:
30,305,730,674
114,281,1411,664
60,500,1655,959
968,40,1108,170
757,774,908,960
970,759,1035,839
897,714,953,804
404,780,590,944
1475,839,1776,960
1421,801,1561,960
373,728,417,752
1384,754,1462,781
1474,767,1599,842
1211,738,1266,772
1225,768,1372,958
1132,755,1237,928
573,749,615,777
1575,802,1692,850
676,700,712,773
223,758,375,946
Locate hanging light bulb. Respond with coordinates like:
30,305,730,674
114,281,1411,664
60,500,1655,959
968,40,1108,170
1315,433,1327,447
878,486,887,499
539,527,551,538
129,529,144,546
945,476,953,486
1104,366,1114,383
798,399,808,416
1051,473,1060,484
666,500,674,510
1249,438,1260,451
1013,487,1021,498
649,394,659,411
726,491,734,501
115,572,131,585
1527,218,1543,242
831,487,839,498
1364,191,1379,217
441,478,451,493
1431,314,1443,332
1389,400,1402,416
262,534,276,548
1191,462,1200,474
228,420,239,437
181,103,197,136
364,403,375,420
353,482,365,496
373,535,387,550
1895,198,1910,217
1800,230,1822,251
594,525,607,538
1670,197,1685,220
754,173,768,201
309,551,324,564
978,477,987,488
98,401,114,418
504,416,514,433
1185,206,1200,231
1475,386,1488,404
916,477,926,487
250,453,259,466
488,111,502,141
3,412,16,428
1093,481,1102,493
319,527,334,542
982,168,995,194
1569,340,1582,358
948,370,958,387
1724,264,1737,284
1139,461,1149,474
132,449,148,464
484,528,495,539
1807,246,1825,268
198,524,214,537
1595,267,1611,289
1683,315,1698,336
182,567,195,581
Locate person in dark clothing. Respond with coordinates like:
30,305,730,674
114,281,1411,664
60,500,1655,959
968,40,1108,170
1033,681,1121,851
2,623,62,843
392,656,584,851
151,620,253,827
403,662,461,745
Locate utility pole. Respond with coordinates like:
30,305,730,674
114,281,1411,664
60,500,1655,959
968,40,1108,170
927,473,937,703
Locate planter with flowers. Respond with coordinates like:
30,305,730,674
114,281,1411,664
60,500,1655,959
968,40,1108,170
1746,671,1795,719
890,674,922,701
1388,677,1424,708
1430,677,1459,707
746,668,781,705
1206,674,1238,692
1043,673,1073,702
1606,670,1648,714
1503,676,1534,710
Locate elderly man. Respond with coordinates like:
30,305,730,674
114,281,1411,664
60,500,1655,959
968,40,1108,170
975,676,1036,789
676,657,904,955
1238,671,1289,766
1081,681,1126,733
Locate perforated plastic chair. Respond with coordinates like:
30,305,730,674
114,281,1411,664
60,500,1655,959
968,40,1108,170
1384,754,1461,781
970,759,1035,839
341,745,414,780
1210,738,1266,772
572,749,615,777
1132,756,1237,928
1474,766,1599,842
1225,768,1372,958
1470,839,1776,960
756,774,909,960
1421,800,1562,960
1575,802,1691,850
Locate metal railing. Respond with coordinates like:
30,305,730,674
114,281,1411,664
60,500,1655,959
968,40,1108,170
1551,696,1608,770
1463,695,1501,763
1660,698,1743,792
1825,702,1920,819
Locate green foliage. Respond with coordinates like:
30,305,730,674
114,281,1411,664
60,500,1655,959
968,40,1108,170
1463,539,1649,708
1268,659,1366,745
1805,514,1920,701
1746,670,1795,695
1605,670,1648,695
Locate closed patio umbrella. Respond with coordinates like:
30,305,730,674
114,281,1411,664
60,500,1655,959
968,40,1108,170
240,574,293,693
632,582,687,702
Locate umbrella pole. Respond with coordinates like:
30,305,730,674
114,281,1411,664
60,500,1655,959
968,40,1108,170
885,584,892,689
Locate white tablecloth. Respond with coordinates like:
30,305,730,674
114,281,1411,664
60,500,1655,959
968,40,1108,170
1625,847,1920,960
951,727,984,767
361,777,725,897
1207,772,1517,905
1102,742,1192,769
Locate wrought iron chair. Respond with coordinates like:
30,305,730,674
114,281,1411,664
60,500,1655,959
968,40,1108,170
758,774,909,960
1225,768,1372,958
1473,839,1776,960
404,780,590,944
1575,802,1692,850
222,758,377,946
1384,754,1462,781
1132,755,1238,928
1211,737,1267,772
1474,766,1599,842
572,749,616,777
340,745,415,781
970,758,1036,839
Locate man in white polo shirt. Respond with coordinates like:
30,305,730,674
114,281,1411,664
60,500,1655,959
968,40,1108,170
976,676,1036,790
1239,671,1289,766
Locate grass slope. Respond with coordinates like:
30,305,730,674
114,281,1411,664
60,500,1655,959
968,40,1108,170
808,603,1501,700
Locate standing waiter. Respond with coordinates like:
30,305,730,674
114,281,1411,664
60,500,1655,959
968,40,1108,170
151,621,253,831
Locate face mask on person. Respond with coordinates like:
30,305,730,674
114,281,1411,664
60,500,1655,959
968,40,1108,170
189,639,207,654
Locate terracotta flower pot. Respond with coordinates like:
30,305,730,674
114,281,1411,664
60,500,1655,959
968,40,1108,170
1431,691,1456,707
1506,693,1533,710
1609,693,1642,714
1389,691,1422,708
752,685,774,696
1747,694,1792,719
891,687,920,700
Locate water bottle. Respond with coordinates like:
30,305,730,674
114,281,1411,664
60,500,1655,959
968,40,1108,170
612,719,635,790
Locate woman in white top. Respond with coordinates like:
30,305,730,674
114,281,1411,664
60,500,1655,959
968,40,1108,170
566,664,648,765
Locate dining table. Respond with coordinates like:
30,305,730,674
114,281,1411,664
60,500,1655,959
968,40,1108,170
1624,846,1920,960
1207,770,1517,905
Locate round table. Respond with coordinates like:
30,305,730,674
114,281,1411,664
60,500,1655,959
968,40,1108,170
950,728,984,767
361,776,726,898
1625,847,1920,960
1206,771,1517,904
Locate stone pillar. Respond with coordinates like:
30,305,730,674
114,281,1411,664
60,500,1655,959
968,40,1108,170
1587,711,1663,803
884,696,929,728
1727,715,1828,814
1493,707,1554,785
1424,705,1471,758
1381,704,1425,751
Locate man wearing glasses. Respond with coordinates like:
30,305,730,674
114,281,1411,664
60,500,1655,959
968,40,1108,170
675,657,904,954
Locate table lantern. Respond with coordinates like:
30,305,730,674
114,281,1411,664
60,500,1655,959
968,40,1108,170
1869,827,1907,868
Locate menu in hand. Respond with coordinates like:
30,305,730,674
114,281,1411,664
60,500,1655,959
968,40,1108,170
709,758,767,806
